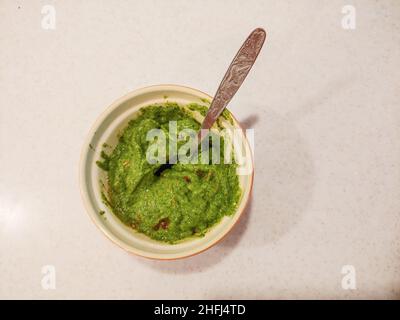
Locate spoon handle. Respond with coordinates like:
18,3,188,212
201,28,266,131
154,28,266,176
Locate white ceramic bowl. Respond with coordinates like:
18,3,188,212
79,85,254,260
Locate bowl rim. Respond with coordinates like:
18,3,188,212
79,84,254,260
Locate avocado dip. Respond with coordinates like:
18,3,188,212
97,102,241,243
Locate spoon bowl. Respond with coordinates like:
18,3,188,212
80,84,254,260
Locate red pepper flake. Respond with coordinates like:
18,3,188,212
154,218,170,230
195,170,206,178
183,176,191,183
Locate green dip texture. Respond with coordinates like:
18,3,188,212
97,102,241,243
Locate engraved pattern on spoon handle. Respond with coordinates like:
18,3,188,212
201,28,266,130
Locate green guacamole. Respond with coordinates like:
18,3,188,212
97,102,241,243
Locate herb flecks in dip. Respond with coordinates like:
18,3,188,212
97,102,240,243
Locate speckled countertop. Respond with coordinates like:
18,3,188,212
1,0,399,299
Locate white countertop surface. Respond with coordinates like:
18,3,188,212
1,0,400,299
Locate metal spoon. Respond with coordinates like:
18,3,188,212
155,27,266,176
